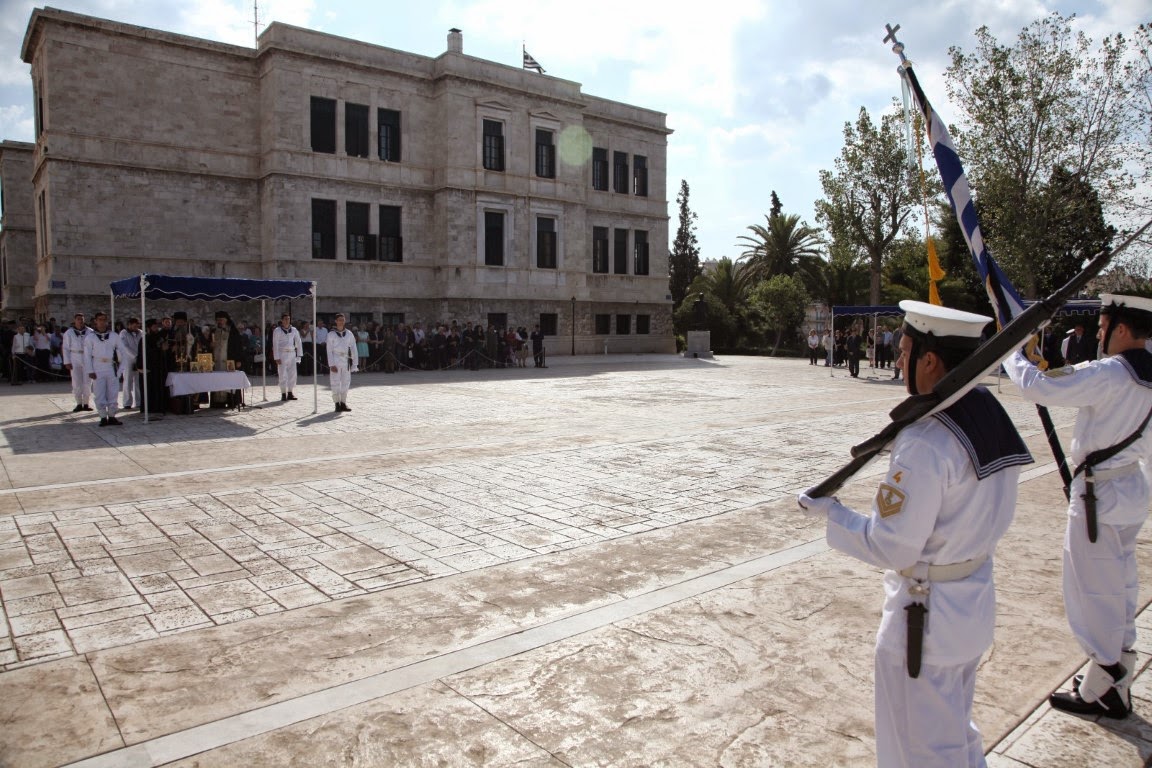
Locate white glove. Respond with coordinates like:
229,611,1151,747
796,492,837,518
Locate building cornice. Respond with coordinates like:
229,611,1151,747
22,7,255,64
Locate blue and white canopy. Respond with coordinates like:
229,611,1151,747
110,274,314,301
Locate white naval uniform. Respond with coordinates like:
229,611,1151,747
824,396,1026,768
117,329,141,408
326,329,358,404
62,326,91,406
273,325,304,394
83,330,120,418
1004,350,1152,666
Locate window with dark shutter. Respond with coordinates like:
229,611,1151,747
379,205,403,262
311,199,336,259
310,97,336,153
613,228,628,274
482,120,505,171
592,147,608,191
485,211,505,266
592,226,609,273
378,108,401,161
346,202,374,260
633,155,648,196
613,151,629,193
595,314,611,335
536,217,557,268
535,129,555,178
345,103,369,158
633,230,649,275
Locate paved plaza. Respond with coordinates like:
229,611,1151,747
0,354,1150,767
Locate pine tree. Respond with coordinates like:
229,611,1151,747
669,180,702,309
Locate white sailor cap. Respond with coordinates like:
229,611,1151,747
1100,294,1152,317
899,300,990,349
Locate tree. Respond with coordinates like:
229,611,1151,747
816,106,919,305
945,13,1143,295
669,180,702,310
770,191,782,218
748,274,808,355
1033,167,1114,296
675,257,747,350
735,212,824,292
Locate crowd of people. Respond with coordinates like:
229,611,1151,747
3,311,552,418
806,325,903,379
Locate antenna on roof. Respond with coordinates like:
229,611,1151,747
253,1,260,48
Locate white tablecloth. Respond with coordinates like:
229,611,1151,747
165,371,252,397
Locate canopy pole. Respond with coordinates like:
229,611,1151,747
140,275,149,424
109,288,115,331
312,282,318,415
829,308,835,377
261,300,267,402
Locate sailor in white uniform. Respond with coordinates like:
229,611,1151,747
799,301,1032,768
1004,293,1152,719
61,313,92,412
325,313,358,412
272,313,304,401
84,312,122,426
117,317,142,409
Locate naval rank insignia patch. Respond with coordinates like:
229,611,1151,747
876,483,906,518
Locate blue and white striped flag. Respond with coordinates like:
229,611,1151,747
899,66,1026,328
523,49,545,74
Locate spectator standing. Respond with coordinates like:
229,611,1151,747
10,324,31,386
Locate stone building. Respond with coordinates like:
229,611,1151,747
2,7,674,353
0,141,36,318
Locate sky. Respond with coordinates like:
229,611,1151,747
0,0,1147,264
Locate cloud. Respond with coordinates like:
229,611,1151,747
0,104,33,142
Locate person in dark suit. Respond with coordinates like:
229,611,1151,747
137,318,168,419
846,326,862,378
1063,322,1097,365
531,324,546,368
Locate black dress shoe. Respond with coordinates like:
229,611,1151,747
287,392,297,400
98,418,108,427
73,404,85,412
334,404,341,413
341,403,351,412
1049,688,1130,719
281,392,287,401
107,417,123,426
82,405,93,411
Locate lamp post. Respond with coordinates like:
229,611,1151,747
570,296,576,356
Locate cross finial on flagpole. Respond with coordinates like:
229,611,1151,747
884,22,909,67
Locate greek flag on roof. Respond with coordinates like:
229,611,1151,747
888,24,1026,328
523,48,545,74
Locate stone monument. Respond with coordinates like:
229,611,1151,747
685,293,713,359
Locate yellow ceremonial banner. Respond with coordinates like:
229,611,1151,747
927,238,945,281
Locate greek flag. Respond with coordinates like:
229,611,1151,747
523,49,545,74
899,65,1025,327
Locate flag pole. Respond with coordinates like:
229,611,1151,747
884,22,1075,494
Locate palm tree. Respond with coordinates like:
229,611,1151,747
736,213,824,292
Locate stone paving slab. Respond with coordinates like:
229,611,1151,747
0,356,1149,767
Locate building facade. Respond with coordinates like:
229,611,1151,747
0,141,36,318
5,8,674,353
